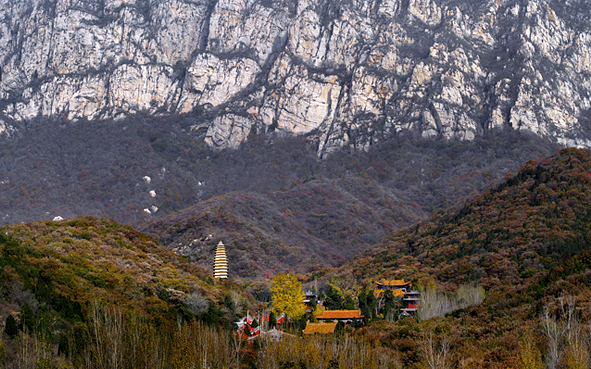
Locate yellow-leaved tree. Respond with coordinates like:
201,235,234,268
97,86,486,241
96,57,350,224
518,329,543,369
271,272,305,320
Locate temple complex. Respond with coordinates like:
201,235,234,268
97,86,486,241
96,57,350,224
304,290,317,312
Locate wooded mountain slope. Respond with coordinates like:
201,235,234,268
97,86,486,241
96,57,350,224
0,217,224,332
142,127,558,279
316,148,591,367
331,148,591,287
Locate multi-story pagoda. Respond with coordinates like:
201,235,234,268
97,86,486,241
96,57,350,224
400,290,421,316
213,241,228,279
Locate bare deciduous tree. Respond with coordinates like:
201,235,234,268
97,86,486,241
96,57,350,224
418,285,485,321
420,331,451,369
542,306,563,369
184,291,209,315
231,290,244,316
563,297,589,369
89,300,125,369
542,296,590,369
418,288,453,321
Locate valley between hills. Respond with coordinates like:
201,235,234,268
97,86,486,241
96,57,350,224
2,142,591,368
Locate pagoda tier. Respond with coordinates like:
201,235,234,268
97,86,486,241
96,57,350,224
214,241,228,279
400,290,421,316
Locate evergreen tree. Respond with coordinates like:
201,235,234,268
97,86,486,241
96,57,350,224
323,285,343,310
343,294,355,310
297,315,307,331
5,315,18,339
359,290,377,321
335,321,345,337
58,334,70,357
269,311,277,328
382,290,397,319
351,317,363,329
20,301,35,333
366,291,377,321
358,290,367,317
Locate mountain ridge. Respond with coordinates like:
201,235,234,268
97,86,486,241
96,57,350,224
140,129,559,279
1,0,591,154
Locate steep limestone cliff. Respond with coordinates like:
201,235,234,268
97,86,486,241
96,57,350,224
1,0,591,154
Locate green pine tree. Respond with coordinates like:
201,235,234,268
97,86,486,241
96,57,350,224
5,315,18,339
20,301,35,333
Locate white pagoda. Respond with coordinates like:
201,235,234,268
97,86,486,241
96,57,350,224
213,241,228,279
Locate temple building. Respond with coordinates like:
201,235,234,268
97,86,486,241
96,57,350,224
374,279,412,297
304,290,317,312
316,310,364,325
303,322,337,335
213,241,228,279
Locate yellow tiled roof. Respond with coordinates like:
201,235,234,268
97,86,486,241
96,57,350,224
374,289,406,297
316,310,363,320
303,323,337,335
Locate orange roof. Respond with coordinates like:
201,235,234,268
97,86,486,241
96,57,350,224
316,310,364,320
303,323,337,335
376,279,410,287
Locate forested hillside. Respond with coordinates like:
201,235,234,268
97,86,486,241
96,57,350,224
315,148,591,367
140,121,559,279
0,216,275,367
4,151,591,368
333,148,591,287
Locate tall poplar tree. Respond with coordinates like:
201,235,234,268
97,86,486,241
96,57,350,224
270,272,305,320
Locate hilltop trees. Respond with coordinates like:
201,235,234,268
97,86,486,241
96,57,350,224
270,272,305,320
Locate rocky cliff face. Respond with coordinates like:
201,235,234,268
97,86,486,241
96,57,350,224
1,0,591,155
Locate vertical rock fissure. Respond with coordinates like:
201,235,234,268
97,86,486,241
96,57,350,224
318,74,351,159
428,102,442,137
199,0,219,53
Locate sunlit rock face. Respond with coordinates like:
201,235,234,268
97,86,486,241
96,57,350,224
2,0,591,153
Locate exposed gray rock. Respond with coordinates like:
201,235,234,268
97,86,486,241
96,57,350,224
205,113,255,149
2,0,591,152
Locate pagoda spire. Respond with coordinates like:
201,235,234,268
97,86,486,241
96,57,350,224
213,241,228,279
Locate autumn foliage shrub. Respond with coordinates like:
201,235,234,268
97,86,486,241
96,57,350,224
257,334,401,369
